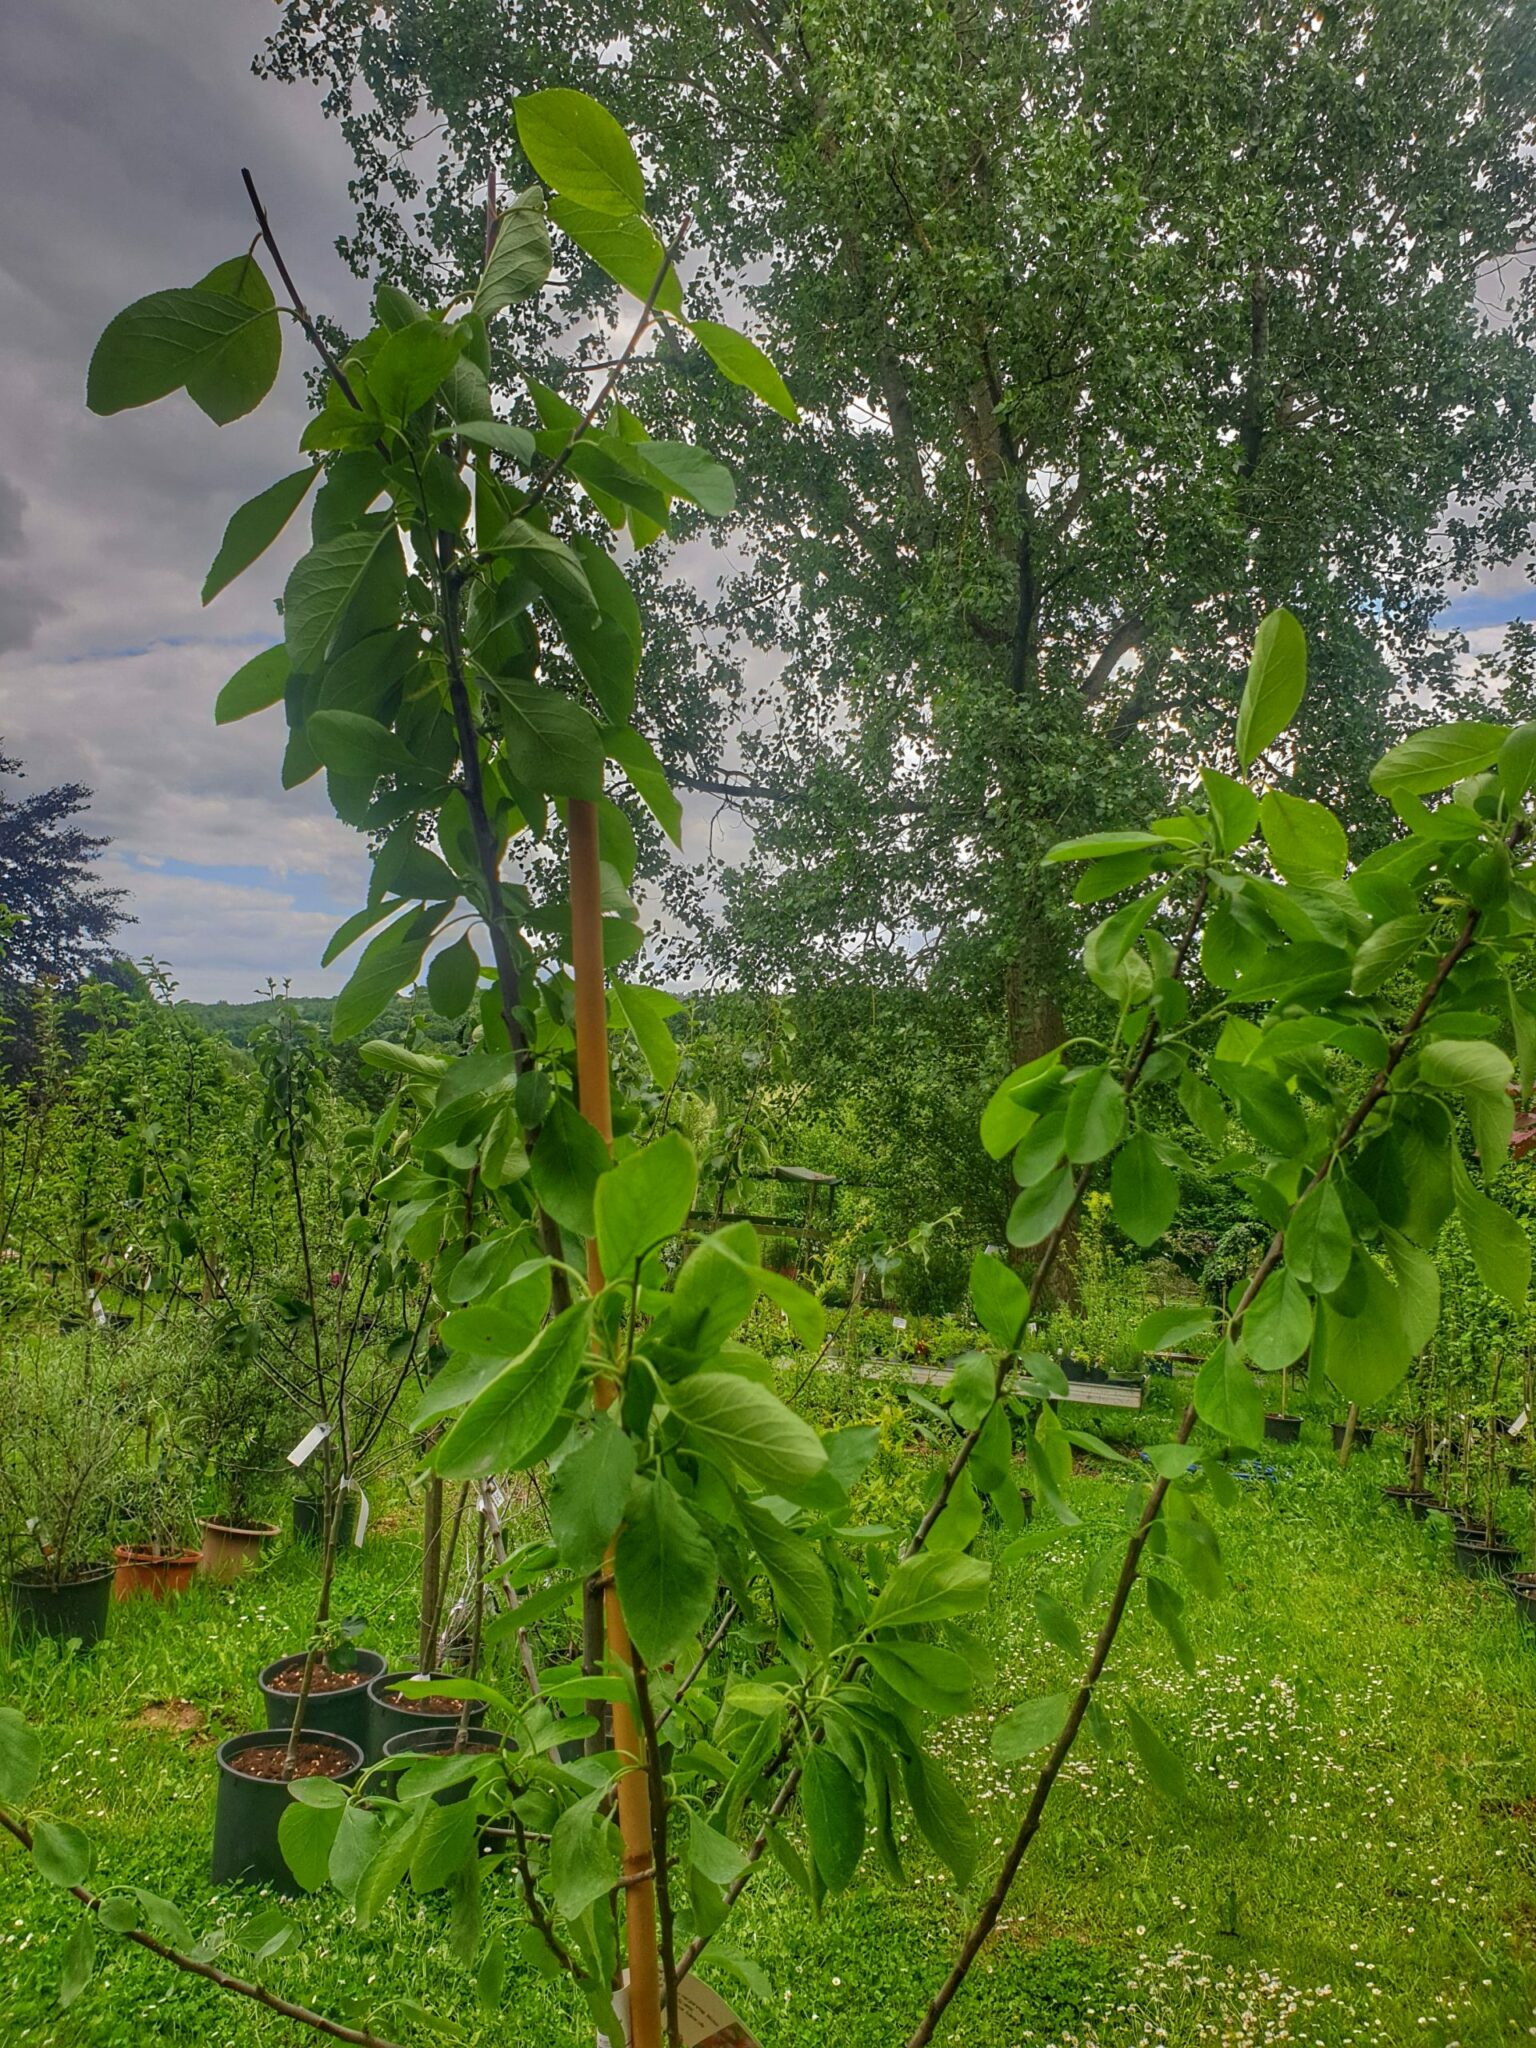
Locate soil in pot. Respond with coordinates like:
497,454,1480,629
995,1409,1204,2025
1263,1414,1302,1445
198,1519,280,1583
212,1730,362,1891
259,1650,386,1748
9,1565,114,1646
368,1669,486,1760
113,1546,200,1601
1453,1534,1521,1579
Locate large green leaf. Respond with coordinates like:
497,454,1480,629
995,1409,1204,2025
332,905,439,1040
1240,1267,1313,1370
802,1745,864,1892
901,1748,976,1884
549,1416,638,1576
548,197,681,312
1193,1339,1264,1446
605,725,682,845
633,441,736,516
370,319,467,425
0,1708,42,1806
527,1096,611,1238
284,526,403,674
185,255,282,424
665,1372,827,1489
203,467,318,605
969,1249,1029,1350
1369,722,1508,798
550,1788,622,1919
214,643,288,726
1235,607,1306,769
614,1476,718,1665
738,1500,834,1652
515,89,646,216
990,1690,1072,1764
1109,1132,1177,1247
1314,1259,1413,1403
497,679,606,800
595,1133,697,1277
613,982,681,1087
1062,1066,1126,1164
1451,1152,1530,1308
687,319,799,421
1284,1179,1352,1294
1126,1707,1188,1800
87,271,278,420
867,1551,990,1631
474,191,553,319
434,1303,593,1480
1258,790,1348,881
1007,1164,1076,1249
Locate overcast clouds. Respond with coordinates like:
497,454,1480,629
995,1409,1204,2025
0,3,1530,1001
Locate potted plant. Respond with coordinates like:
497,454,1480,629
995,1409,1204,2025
192,1315,286,1581
111,1396,201,1599
0,1339,129,1646
1263,1359,1302,1445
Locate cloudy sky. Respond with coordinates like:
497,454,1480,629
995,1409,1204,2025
0,3,1530,1002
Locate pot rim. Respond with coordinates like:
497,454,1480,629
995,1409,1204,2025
200,1518,282,1541
258,1648,387,1696
380,1724,509,1759
368,1667,487,1714
114,1545,202,1568
215,1727,364,1779
10,1562,115,1590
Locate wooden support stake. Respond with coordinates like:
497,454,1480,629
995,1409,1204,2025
568,796,663,2048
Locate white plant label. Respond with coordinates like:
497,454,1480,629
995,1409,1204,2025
286,1421,332,1468
892,1315,908,1330
1509,1408,1529,1439
613,1974,762,2048
347,1483,370,1547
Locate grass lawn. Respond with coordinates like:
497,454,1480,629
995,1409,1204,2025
2,1413,1534,2048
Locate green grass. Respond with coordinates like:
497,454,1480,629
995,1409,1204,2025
2,1427,1534,2048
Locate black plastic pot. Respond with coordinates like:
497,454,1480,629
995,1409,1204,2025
378,1725,510,1804
211,1729,362,1892
1331,1423,1374,1452
367,1669,486,1760
1263,1414,1301,1445
8,1565,114,1647
1505,1572,1536,1628
259,1650,386,1749
290,1494,359,1547
1453,1534,1520,1579
1408,1492,1445,1520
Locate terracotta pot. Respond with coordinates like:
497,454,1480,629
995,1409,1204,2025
113,1545,201,1601
197,1518,280,1583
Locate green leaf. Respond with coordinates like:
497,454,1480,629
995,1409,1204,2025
215,643,289,725
605,725,682,845
596,1132,697,1277
665,1373,827,1489
633,441,735,516
550,1417,639,1576
278,1799,344,1893
969,1250,1029,1350
1044,829,1167,864
332,906,439,1041
1351,913,1433,996
613,982,681,1087
1284,1179,1352,1294
474,191,553,319
1211,1062,1307,1154
515,89,645,215
1126,1707,1188,1800
0,1707,43,1806
1314,1259,1412,1404
688,1813,749,1888
1258,791,1348,881
1034,1589,1083,1658
1134,1305,1213,1353
901,1748,976,1884
185,255,282,424
1109,1132,1177,1248
990,1691,1072,1763
559,542,643,725
863,1641,974,1715
427,936,479,1018
1497,721,1536,803
548,197,681,313
550,1788,623,1918
1235,607,1306,768
1193,1339,1264,1447
1419,1039,1513,1096
57,1915,96,2009
1369,722,1508,798
943,1353,998,1431
284,526,403,675
1007,1165,1076,1250
409,1798,480,1894
202,468,318,605
802,1745,864,1892
739,1502,835,1651
1063,1066,1126,1164
87,278,276,420
686,319,799,421
1240,1267,1313,1371
980,1049,1063,1159
434,1303,593,1480
31,1819,91,1888
497,679,606,800
868,1551,990,1632
1199,769,1259,854
528,1096,611,1238
455,418,537,464
306,710,425,783
1451,1151,1530,1308
614,1476,718,1666
1144,1576,1196,1676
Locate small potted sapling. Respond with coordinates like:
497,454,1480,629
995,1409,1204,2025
1454,1362,1521,1577
0,1340,128,1647
1263,1355,1303,1445
112,1396,202,1600
193,1323,285,1581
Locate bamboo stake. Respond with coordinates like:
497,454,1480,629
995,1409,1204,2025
568,796,664,2048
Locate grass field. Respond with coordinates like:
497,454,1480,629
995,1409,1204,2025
2,1410,1534,2048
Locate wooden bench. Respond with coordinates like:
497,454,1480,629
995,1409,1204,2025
890,1359,1145,1411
